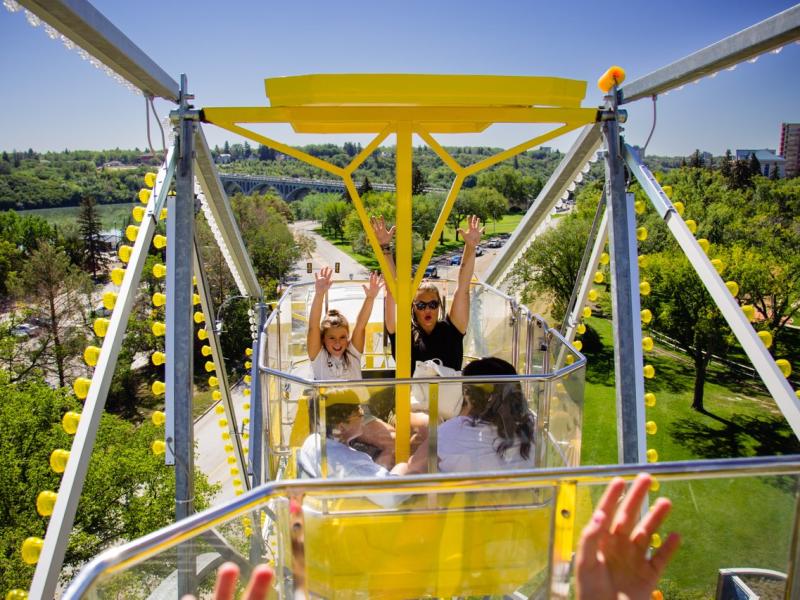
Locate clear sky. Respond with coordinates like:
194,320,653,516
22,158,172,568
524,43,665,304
1,0,798,157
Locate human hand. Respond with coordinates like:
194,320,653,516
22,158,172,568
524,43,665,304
314,266,334,294
180,562,274,600
363,271,383,299
575,473,680,600
457,215,483,248
370,215,396,247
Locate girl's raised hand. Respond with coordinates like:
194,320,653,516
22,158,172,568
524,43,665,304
457,215,484,248
314,266,334,294
363,272,383,299
370,215,396,247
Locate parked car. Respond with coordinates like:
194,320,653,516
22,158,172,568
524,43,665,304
11,323,37,337
486,239,503,248
450,255,462,266
475,246,484,256
424,266,439,278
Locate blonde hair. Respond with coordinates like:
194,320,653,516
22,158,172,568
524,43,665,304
412,281,443,326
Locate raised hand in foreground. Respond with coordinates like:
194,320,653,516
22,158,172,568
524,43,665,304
575,473,680,600
181,562,274,600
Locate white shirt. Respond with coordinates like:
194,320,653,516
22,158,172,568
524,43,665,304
437,416,535,473
299,434,389,479
310,343,362,380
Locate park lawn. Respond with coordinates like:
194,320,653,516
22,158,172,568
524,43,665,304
580,316,798,596
18,202,137,230
322,213,524,270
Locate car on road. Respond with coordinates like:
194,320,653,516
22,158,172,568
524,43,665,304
413,265,439,278
486,238,503,248
475,246,484,256
450,255,461,266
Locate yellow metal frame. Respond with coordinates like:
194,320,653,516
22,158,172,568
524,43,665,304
202,74,597,460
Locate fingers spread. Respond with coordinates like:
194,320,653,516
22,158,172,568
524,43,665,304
650,532,681,576
213,562,240,600
243,564,274,600
611,473,652,537
632,498,673,546
576,509,608,570
594,477,626,522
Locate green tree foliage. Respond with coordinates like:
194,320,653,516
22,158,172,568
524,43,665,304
508,213,592,323
477,166,542,211
449,187,508,240
77,196,106,280
0,371,217,592
320,200,350,241
9,242,92,388
411,163,427,195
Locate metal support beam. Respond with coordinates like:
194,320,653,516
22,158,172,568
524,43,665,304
17,0,179,101
169,74,196,597
194,127,262,298
602,108,647,465
621,4,800,103
484,123,602,287
623,144,800,439
248,302,267,564
29,145,176,600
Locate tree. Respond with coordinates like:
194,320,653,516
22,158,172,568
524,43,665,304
748,153,762,178
358,176,373,197
642,252,730,412
411,163,427,195
243,141,252,159
720,150,733,178
508,214,592,322
0,372,218,592
77,196,106,280
321,200,350,241
729,159,753,190
9,242,91,388
688,149,703,168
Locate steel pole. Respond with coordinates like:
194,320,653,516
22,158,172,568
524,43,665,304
169,74,196,596
601,100,646,465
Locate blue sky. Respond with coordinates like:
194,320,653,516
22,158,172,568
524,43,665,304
2,0,798,156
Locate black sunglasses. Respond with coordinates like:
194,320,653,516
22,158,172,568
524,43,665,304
414,300,440,311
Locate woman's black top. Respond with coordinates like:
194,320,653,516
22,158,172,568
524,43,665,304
388,316,465,374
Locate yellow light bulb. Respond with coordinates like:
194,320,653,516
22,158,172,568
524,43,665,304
62,411,80,435
151,351,166,366
642,337,654,352
198,328,208,341
152,321,166,337
599,252,610,265
132,206,145,223
151,440,166,455
741,304,756,322
50,449,69,473
643,364,656,379
646,448,659,463
576,323,586,335
6,589,29,600
672,201,684,216
230,467,239,477
21,537,44,565
638,254,649,268
242,433,249,440
222,432,231,441
636,226,648,242
152,263,166,278
644,392,656,407
159,207,168,221
153,234,167,250
102,291,117,311
661,185,673,199
776,359,792,378
243,403,250,410
205,361,215,373
111,267,125,286
634,200,645,215
73,377,91,400
757,330,773,349
711,258,725,274
593,271,604,284
244,360,252,369
125,225,139,242
646,421,658,435
36,490,58,516
587,289,598,302
215,405,225,415
152,380,166,396
573,340,583,351
650,478,660,492
150,410,166,426
227,456,237,465
118,245,133,263
138,188,151,204
725,281,739,297
152,292,166,307
201,345,212,357
193,293,201,306
582,306,592,319
218,418,228,428
684,219,697,234
83,345,101,367
243,389,251,397
639,281,651,296
651,533,662,548
212,390,222,401
209,376,219,387
144,172,157,188
697,238,710,253
194,311,205,324
225,444,235,454
245,348,253,357
244,375,252,384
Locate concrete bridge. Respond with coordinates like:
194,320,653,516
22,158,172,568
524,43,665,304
218,174,396,201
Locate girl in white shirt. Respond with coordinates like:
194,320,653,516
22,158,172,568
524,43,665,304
437,357,536,473
307,266,396,467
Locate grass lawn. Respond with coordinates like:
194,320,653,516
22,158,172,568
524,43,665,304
18,202,137,230
323,213,524,270
580,317,799,597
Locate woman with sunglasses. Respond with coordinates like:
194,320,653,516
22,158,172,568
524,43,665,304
372,214,483,374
